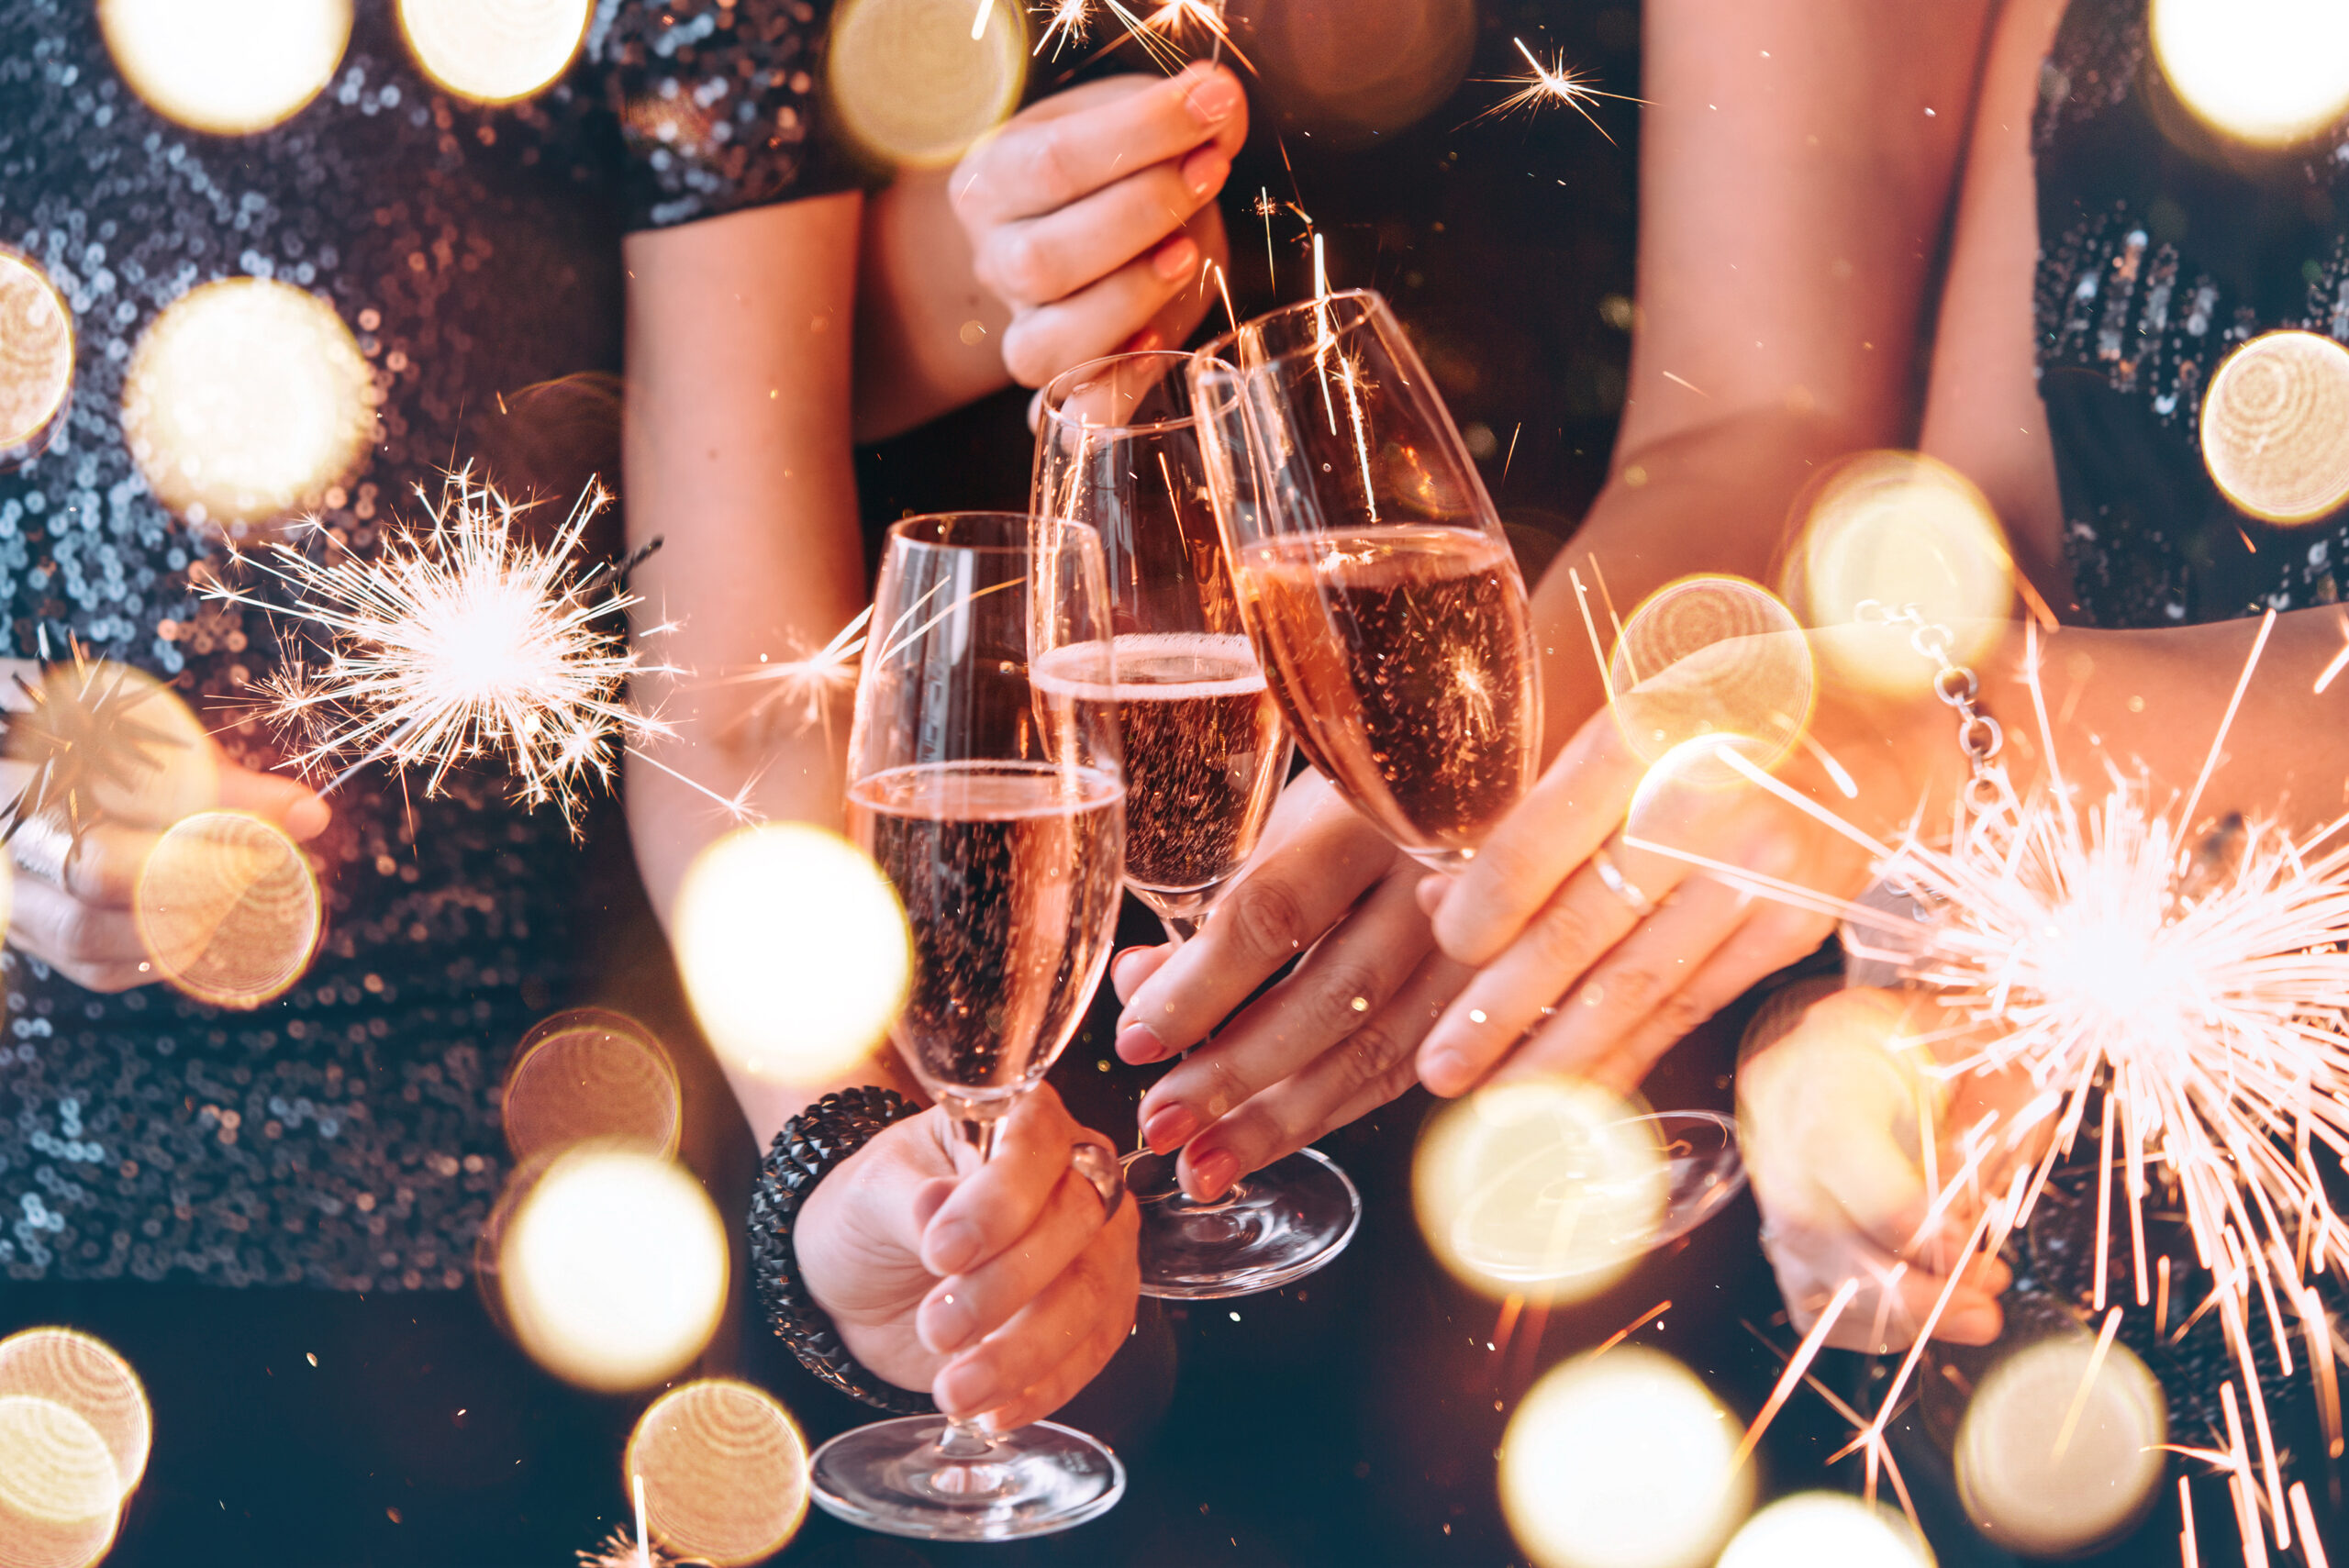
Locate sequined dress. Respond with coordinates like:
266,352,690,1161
0,0,844,1289
2037,0,2349,624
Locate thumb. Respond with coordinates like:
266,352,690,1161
217,761,331,841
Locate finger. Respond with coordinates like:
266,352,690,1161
8,878,153,991
33,820,158,907
1586,906,1836,1096
1135,861,1431,1157
917,1165,1108,1357
1418,850,1675,1096
1116,784,1397,1062
933,1201,1138,1420
217,763,330,840
1432,709,1650,968
997,238,1203,388
1768,1224,2005,1352
918,1087,1084,1276
955,62,1244,225
975,146,1226,308
1109,943,1173,1004
1176,951,1465,1198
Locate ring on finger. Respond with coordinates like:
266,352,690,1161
1070,1140,1126,1219
8,814,72,887
1590,840,1654,918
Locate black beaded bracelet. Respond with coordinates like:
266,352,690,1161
748,1086,937,1415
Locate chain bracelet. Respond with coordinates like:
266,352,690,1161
1854,600,2006,812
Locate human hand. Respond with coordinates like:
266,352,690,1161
793,1083,1140,1429
952,61,1245,387
1416,633,1941,1097
4,740,329,994
1739,984,2031,1352
1109,769,1460,1202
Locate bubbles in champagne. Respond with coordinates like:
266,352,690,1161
848,762,1124,1106
1032,633,1286,904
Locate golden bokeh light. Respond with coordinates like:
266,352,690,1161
2200,328,2349,525
1248,0,1476,144
502,1008,681,1164
1608,576,1811,776
0,253,73,453
498,1146,728,1393
0,1329,150,1502
829,0,1028,168
1716,1494,1933,1568
674,824,910,1091
134,810,323,1008
1499,1346,1752,1568
0,1396,122,1568
1955,1331,2167,1557
1413,1079,1668,1306
99,0,351,137
1783,450,2012,695
398,0,593,106
122,278,373,531
2151,0,2349,148
624,1379,811,1566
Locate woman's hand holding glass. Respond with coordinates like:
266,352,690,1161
794,1083,1139,1431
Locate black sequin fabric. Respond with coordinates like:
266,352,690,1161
0,0,843,1288
2036,0,2349,626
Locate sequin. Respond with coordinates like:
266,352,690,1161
0,0,846,1287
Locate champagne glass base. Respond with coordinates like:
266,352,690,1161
807,1416,1125,1542
1125,1145,1362,1299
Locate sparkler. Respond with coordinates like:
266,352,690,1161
701,606,871,743
1032,0,1252,73
0,640,190,847
203,469,736,832
1468,37,1642,141
1617,610,2349,1562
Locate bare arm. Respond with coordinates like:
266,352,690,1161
1533,0,1998,752
621,194,921,1135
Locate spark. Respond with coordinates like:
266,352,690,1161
204,469,691,832
1035,0,1253,72
1033,0,1089,55
702,606,871,742
573,1528,704,1568
0,641,190,848
1466,38,1642,142
1616,609,2349,1562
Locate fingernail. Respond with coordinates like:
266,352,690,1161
1181,148,1229,198
1121,327,1163,356
926,1218,982,1276
1185,70,1241,125
1940,1301,2002,1346
1141,1105,1198,1154
1153,237,1200,280
935,1357,996,1417
921,1290,978,1355
288,796,331,840
1420,1046,1470,1095
1187,1149,1239,1200
1116,1022,1166,1063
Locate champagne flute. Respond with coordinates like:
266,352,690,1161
1190,292,1747,1251
1032,350,1362,1300
810,512,1128,1542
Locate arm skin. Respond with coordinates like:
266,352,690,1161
621,193,925,1135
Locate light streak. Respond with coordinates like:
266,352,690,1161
1036,0,1252,72
1467,37,1642,141
203,469,697,832
703,606,871,743
1728,1277,1855,1478
2049,1306,2126,1461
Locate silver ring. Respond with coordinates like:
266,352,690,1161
7,814,72,887
1070,1140,1126,1219
1590,841,1654,918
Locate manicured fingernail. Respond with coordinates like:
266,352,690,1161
1185,70,1241,125
1141,1105,1198,1154
1153,237,1200,280
921,1290,978,1355
935,1357,996,1417
1940,1301,2002,1346
926,1218,982,1276
1181,148,1229,198
1187,1148,1239,1200
1121,327,1163,356
1116,1022,1165,1063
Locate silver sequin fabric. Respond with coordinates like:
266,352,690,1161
2036,0,2349,626
0,0,842,1287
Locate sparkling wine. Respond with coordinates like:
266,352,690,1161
848,761,1125,1099
1033,633,1288,902
1235,525,1538,861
